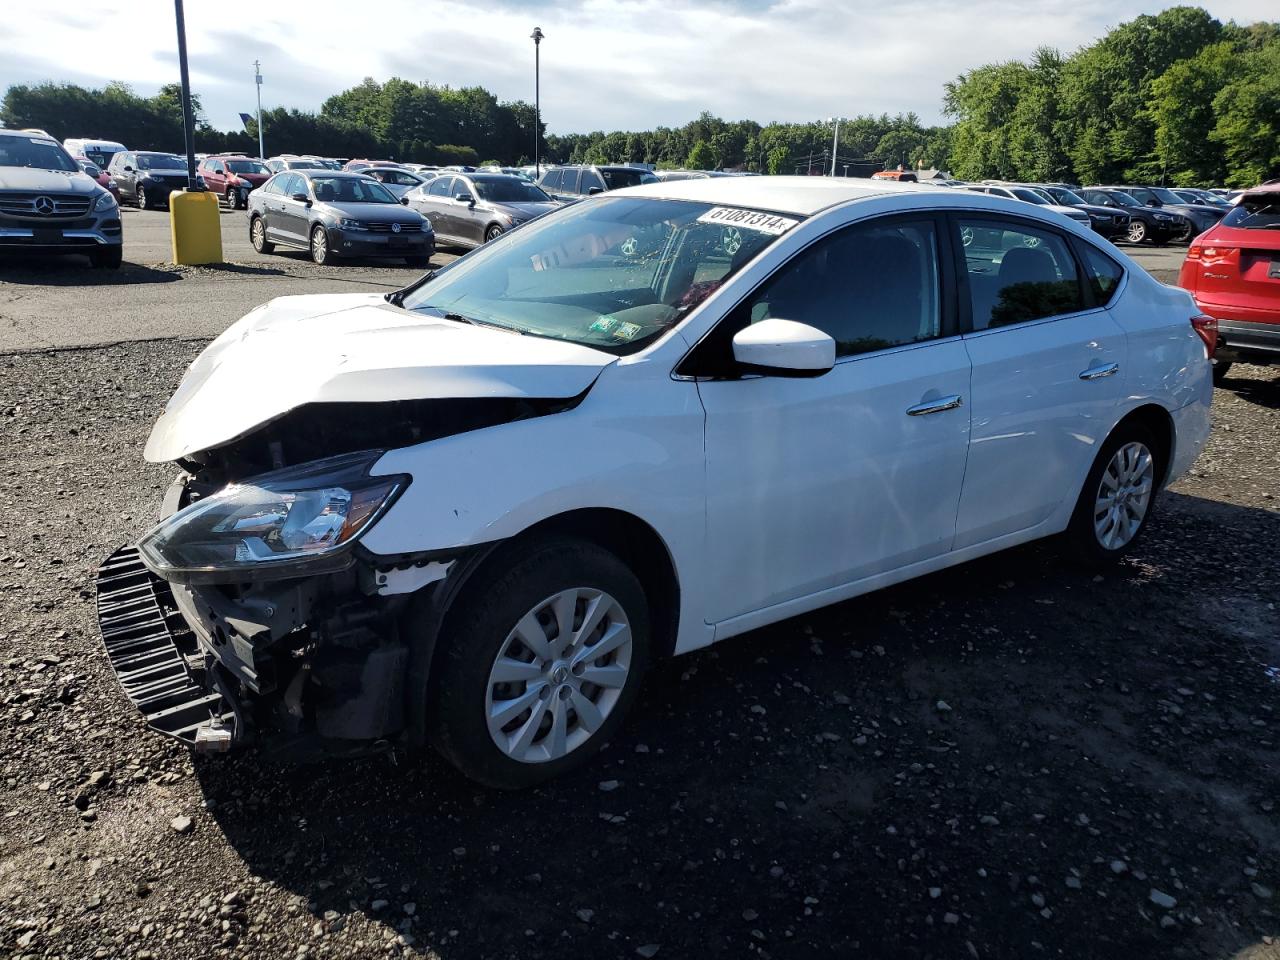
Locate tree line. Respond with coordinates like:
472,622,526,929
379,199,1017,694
944,6,1278,187
2,6,1274,185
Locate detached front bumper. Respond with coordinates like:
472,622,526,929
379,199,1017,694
96,546,241,752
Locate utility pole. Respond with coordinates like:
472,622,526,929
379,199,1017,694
826,116,845,177
530,27,544,175
173,0,197,191
253,60,265,159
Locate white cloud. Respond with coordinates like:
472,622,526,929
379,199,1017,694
2,0,1273,136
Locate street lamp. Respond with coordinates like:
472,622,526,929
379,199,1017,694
253,60,265,160
530,27,544,176
826,116,846,177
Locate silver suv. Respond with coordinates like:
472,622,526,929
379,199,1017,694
0,128,123,268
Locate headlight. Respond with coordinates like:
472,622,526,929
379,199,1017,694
94,191,117,212
337,217,367,231
137,451,407,584
420,219,432,232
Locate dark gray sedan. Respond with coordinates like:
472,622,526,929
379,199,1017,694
403,173,560,249
248,170,434,266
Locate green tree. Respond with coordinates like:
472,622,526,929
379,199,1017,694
687,140,717,170
1211,38,1280,185
1148,42,1234,184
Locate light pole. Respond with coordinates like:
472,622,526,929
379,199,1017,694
174,0,197,191
253,60,265,159
826,116,846,177
530,27,544,175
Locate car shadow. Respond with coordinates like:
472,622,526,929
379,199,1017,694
1218,367,1280,410
0,256,180,286
193,491,1280,959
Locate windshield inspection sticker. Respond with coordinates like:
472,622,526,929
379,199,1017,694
612,321,643,340
590,315,618,333
696,207,799,235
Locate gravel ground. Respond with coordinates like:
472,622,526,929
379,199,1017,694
0,339,1277,960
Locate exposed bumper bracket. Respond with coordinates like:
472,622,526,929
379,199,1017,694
95,545,241,751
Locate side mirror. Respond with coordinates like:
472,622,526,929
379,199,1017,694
290,192,312,206
587,186,604,195
123,165,134,173
1147,199,1159,207
732,319,836,377
400,197,410,205
455,193,474,205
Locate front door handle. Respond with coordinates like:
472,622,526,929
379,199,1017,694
906,394,963,416
1079,362,1120,381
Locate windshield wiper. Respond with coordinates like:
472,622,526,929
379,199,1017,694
384,270,435,308
437,311,525,335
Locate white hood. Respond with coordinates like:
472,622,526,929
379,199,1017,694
145,293,613,463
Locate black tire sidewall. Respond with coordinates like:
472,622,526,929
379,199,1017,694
1065,422,1160,567
486,225,504,243
427,539,652,789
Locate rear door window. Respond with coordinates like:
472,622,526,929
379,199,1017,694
956,218,1084,329
428,176,453,197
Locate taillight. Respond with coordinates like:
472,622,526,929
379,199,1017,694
1186,245,1203,262
1190,314,1218,359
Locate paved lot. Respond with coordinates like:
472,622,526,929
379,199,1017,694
0,208,1276,960
0,206,459,353
1,207,1184,354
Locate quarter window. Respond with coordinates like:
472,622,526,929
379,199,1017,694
1078,243,1124,305
742,218,943,358
958,219,1083,329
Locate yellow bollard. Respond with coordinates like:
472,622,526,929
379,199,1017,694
169,190,223,265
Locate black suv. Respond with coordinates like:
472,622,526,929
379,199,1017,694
107,151,196,210
1079,188,1182,245
537,164,658,201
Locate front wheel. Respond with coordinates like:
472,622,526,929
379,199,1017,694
90,246,123,269
1126,219,1147,244
310,225,332,265
1064,424,1159,567
427,539,652,789
485,224,505,243
223,188,236,210
136,185,149,210
405,255,431,268
250,216,274,254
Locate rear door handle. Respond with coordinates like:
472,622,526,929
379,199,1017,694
1079,362,1120,381
906,394,963,416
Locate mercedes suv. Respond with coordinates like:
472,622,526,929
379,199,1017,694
0,128,122,268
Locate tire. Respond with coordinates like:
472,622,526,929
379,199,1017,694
223,188,235,210
136,184,149,210
404,255,431,268
250,216,274,254
427,538,652,789
1211,360,1233,385
1126,219,1147,244
310,225,332,265
1064,423,1160,568
484,224,505,243
90,246,123,269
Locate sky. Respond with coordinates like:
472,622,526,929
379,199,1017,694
3,0,1276,136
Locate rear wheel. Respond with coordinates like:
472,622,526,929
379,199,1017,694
1064,423,1159,567
427,539,651,789
90,246,122,269
1126,219,1147,244
250,216,274,254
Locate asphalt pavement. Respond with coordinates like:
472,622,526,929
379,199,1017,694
0,206,1186,354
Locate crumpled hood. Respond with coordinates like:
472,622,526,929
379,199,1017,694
0,167,98,193
144,293,614,463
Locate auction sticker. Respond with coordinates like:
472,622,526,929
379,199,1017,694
696,207,799,235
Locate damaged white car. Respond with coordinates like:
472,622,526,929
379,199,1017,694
96,177,1213,788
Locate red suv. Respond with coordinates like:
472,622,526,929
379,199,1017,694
1178,181,1280,383
198,155,270,209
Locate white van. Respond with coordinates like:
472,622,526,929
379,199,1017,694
62,138,127,169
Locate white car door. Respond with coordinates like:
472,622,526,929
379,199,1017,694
952,214,1127,548
692,214,973,626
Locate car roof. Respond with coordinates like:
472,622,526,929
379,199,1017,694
615,174,931,216
1240,181,1280,199
293,170,367,179
0,128,56,141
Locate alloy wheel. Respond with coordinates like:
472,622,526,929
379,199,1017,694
251,218,266,251
311,226,328,264
484,587,633,764
959,225,974,247
1094,441,1154,550
136,185,147,209
1127,220,1146,243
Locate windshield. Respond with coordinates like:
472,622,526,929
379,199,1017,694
286,160,326,170
1221,198,1280,230
1150,187,1185,205
84,148,119,168
0,136,79,172
311,176,398,204
1050,187,1086,205
402,197,799,355
473,178,552,203
601,168,659,190
1012,188,1050,204
137,154,185,171
227,159,268,175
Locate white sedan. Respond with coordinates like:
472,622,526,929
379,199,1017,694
98,177,1214,788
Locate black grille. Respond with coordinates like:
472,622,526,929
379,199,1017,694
366,221,419,234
